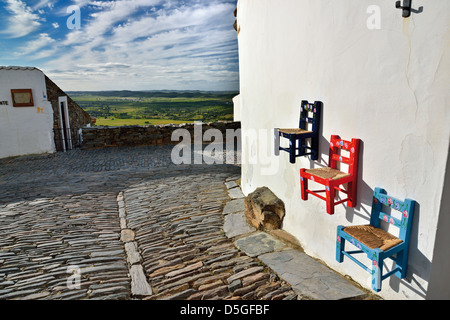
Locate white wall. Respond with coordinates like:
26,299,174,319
0,68,55,158
233,94,242,121
236,0,450,299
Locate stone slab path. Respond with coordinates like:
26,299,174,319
0,145,373,300
0,146,297,300
121,170,297,300
259,250,366,300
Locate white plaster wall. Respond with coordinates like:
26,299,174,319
0,69,55,158
233,94,242,121
236,0,450,299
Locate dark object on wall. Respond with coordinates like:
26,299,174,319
396,0,412,18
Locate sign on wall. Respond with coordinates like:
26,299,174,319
11,89,34,107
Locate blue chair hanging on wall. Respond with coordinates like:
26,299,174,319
274,100,322,163
336,187,416,292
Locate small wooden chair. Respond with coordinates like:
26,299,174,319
336,188,416,292
300,135,360,215
274,100,322,163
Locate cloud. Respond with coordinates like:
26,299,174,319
72,0,92,8
14,33,56,56
84,0,165,40
42,0,239,91
52,22,59,28
33,0,54,10
2,0,42,38
111,2,232,44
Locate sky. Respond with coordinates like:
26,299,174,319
0,0,239,91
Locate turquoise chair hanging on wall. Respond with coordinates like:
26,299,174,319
336,187,416,292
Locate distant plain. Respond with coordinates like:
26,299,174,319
69,91,237,127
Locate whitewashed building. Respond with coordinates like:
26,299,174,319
0,66,91,159
233,0,450,299
0,66,55,158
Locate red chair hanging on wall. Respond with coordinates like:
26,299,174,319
300,135,360,215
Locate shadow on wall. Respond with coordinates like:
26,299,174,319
345,140,373,223
311,134,430,298
426,143,450,299
387,202,429,299
346,142,430,298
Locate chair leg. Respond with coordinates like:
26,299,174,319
347,180,357,208
395,249,408,279
298,138,305,158
336,226,345,263
371,250,383,292
310,136,319,160
289,137,296,163
300,169,308,201
326,181,335,215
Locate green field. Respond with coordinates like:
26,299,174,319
94,118,189,127
69,90,237,127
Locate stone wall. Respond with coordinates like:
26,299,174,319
45,75,92,130
81,121,241,149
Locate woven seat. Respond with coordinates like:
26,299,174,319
279,128,312,135
343,225,403,251
305,167,350,180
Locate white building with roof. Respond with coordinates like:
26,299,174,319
0,66,55,159
0,66,92,159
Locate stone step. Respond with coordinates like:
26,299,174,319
258,249,367,300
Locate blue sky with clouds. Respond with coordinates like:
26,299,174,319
0,0,239,91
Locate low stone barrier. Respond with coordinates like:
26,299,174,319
81,121,241,150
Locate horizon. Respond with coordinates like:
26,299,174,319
66,89,239,93
0,0,239,92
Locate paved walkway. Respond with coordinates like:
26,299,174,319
0,145,372,300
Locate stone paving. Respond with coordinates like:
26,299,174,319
0,145,297,300
121,172,297,300
0,145,372,300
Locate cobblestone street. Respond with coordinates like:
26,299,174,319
0,145,298,300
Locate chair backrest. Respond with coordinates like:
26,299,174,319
370,187,416,242
299,100,322,133
329,135,360,176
